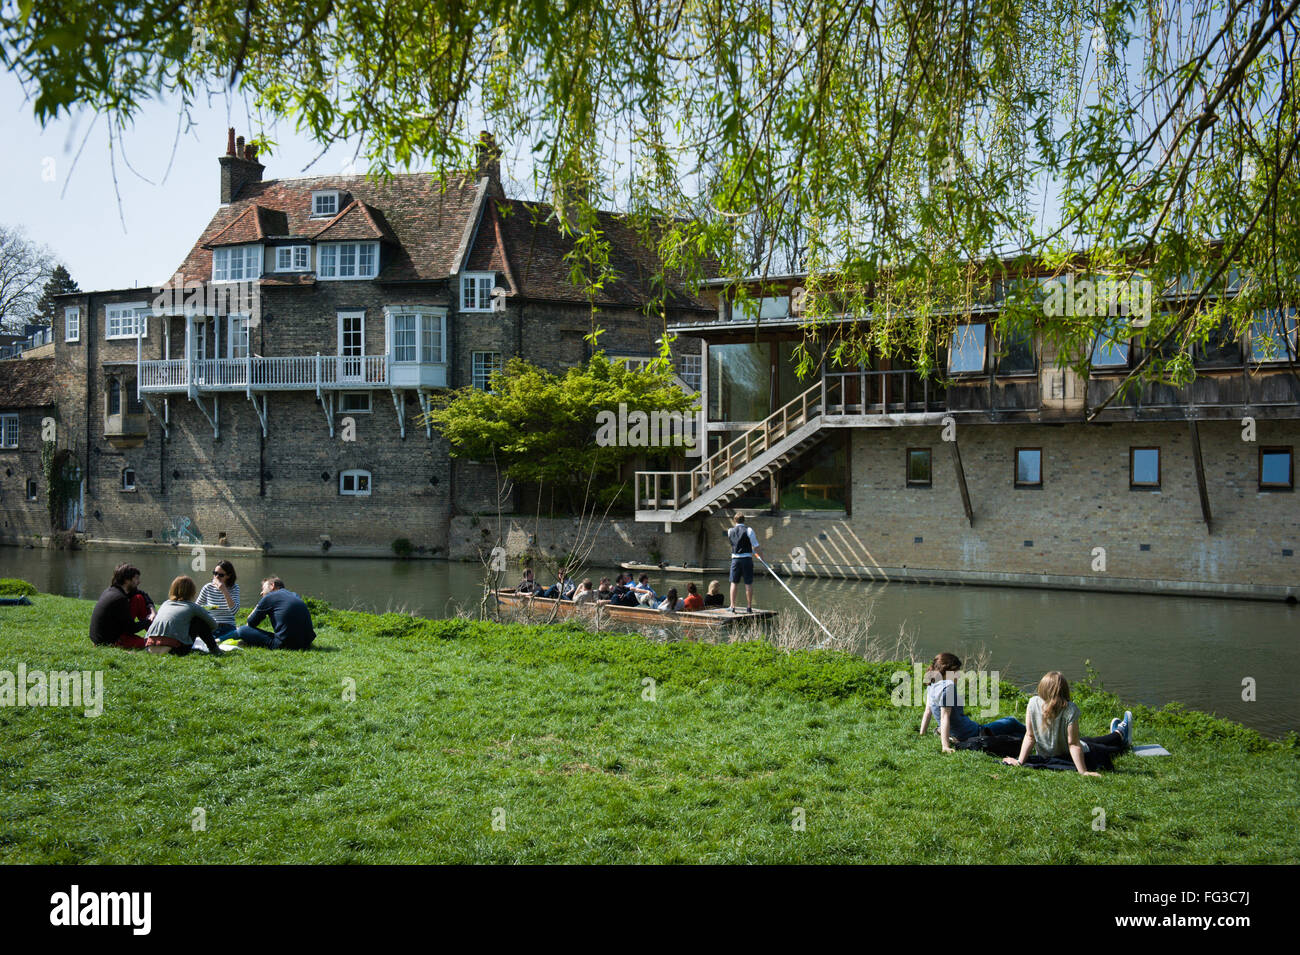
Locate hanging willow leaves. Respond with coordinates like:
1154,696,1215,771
2,0,1297,395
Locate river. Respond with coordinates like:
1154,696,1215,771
1,545,1295,737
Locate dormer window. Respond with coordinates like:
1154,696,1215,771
212,244,262,282
312,190,340,218
461,273,496,312
275,245,311,272
318,242,379,280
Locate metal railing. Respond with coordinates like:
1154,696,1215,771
139,354,390,392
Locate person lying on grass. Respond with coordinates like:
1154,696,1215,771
1001,671,1133,776
918,652,1026,753
144,576,222,656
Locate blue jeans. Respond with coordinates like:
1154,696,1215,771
230,624,282,648
212,622,236,638
981,717,1026,736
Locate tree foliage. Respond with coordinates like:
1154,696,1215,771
0,223,53,331
32,264,80,326
3,0,1299,393
422,353,698,510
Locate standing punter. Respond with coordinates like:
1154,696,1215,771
727,512,761,614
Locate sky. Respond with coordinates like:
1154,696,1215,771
0,74,535,295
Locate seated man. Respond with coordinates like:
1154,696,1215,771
609,573,640,607
629,573,660,607
229,576,317,650
89,563,155,649
540,569,576,600
517,567,539,594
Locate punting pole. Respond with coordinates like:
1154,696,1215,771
754,554,837,648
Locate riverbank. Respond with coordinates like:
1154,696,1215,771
1,585,1296,863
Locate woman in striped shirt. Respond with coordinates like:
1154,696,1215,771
196,560,240,637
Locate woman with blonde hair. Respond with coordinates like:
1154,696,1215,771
144,576,222,656
1003,671,1133,775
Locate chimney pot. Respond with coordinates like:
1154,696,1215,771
226,128,236,156
235,135,245,157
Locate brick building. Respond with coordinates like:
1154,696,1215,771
13,130,709,556
636,273,1300,600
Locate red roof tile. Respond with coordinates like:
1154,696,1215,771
171,174,482,285
0,357,56,407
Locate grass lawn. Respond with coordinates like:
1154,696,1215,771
1,584,1297,864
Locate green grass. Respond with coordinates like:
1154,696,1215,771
1,587,1297,863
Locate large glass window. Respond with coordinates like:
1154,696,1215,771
948,324,987,373
472,352,502,391
779,433,848,510
318,242,379,280
393,314,417,362
1092,318,1130,368
997,328,1036,374
708,342,770,422
1194,317,1241,366
1249,308,1298,362
0,413,17,449
106,303,149,340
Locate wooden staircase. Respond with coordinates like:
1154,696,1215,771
635,382,828,522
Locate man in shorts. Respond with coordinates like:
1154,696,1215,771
727,512,761,613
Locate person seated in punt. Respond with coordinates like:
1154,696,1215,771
703,580,725,608
596,577,614,600
572,579,598,605
682,582,705,611
610,573,641,607
517,567,539,594
630,574,660,606
656,588,685,612
541,569,576,600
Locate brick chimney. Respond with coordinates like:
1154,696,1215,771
475,131,503,198
219,127,265,204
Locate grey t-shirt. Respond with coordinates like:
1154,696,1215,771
145,600,217,646
1027,696,1088,757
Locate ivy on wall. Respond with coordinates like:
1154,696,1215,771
40,441,80,531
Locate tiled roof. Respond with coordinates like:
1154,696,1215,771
311,200,399,244
0,357,56,407
172,173,482,285
467,198,714,310
203,205,288,246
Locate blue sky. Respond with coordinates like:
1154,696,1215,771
0,74,532,294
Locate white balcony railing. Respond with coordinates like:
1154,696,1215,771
139,354,399,394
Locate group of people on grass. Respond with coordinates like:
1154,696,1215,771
514,512,764,615
88,561,317,655
918,651,1134,775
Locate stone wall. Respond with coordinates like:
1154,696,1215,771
689,418,1299,598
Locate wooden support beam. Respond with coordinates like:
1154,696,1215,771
1188,418,1213,531
949,439,974,528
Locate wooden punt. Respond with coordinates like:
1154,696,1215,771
490,590,776,632
618,562,725,574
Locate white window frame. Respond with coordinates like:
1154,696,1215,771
460,273,496,312
64,306,81,343
339,469,372,497
25,478,38,501
228,315,252,360
472,351,503,391
318,241,379,280
311,190,341,218
274,245,311,272
121,467,136,492
212,243,263,282
106,302,149,340
339,392,372,414
385,306,446,363
0,413,18,449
